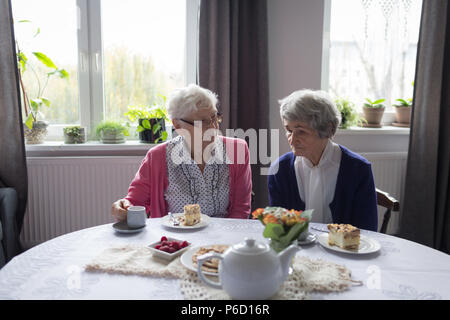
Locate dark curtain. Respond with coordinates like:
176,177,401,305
198,0,270,210
0,0,28,257
399,0,450,253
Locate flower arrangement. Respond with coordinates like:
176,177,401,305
252,207,313,252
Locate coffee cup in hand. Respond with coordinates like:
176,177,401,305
127,206,147,229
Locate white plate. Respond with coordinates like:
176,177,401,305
161,213,210,230
180,245,227,277
112,220,146,234
297,232,317,245
317,233,381,255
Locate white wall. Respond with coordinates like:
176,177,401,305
267,0,327,156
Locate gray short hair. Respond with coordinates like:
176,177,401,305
167,84,218,120
279,89,341,138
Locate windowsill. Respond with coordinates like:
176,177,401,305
25,140,157,157
336,125,410,135
26,126,410,157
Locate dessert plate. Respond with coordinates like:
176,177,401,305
317,233,381,255
161,213,210,230
180,245,226,277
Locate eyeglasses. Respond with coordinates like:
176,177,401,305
179,113,223,128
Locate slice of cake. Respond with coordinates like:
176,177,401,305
183,204,201,226
327,224,360,250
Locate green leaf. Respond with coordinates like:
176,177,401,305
279,222,308,247
365,98,374,105
24,113,34,129
373,99,385,105
41,97,51,107
32,52,57,69
300,209,314,221
161,131,168,141
142,119,151,130
152,122,161,134
30,99,41,112
136,125,145,133
263,223,285,241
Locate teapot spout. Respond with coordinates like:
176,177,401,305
278,243,300,280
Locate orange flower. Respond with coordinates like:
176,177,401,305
263,214,279,225
251,208,265,219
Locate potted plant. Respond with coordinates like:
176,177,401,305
392,98,412,127
124,97,169,143
361,98,386,128
335,97,366,129
15,20,69,144
63,126,86,144
95,120,130,144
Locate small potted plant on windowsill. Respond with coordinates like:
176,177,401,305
124,97,169,144
95,120,129,144
63,125,86,144
16,20,69,144
361,98,386,128
335,97,366,129
392,98,412,127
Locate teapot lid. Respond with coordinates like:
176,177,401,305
232,238,269,255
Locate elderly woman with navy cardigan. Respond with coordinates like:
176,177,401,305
268,89,378,231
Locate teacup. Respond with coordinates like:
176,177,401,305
127,206,147,228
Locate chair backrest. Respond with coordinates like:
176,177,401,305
376,188,400,234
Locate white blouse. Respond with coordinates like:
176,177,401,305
294,139,342,224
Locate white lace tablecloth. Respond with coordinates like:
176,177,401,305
1,218,449,300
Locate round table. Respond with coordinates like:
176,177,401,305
0,218,449,300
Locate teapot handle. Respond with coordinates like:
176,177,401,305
197,252,223,289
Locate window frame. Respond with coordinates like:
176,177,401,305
43,0,198,141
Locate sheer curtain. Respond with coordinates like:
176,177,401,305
399,0,450,253
0,0,28,258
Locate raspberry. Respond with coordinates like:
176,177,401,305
181,241,189,248
155,244,161,250
161,236,168,242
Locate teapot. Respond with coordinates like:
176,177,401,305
197,238,300,300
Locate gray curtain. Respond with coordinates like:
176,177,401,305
0,0,28,257
399,0,450,253
198,0,270,210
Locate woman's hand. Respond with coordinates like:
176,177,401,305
111,199,132,222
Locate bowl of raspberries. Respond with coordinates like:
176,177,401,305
148,236,191,260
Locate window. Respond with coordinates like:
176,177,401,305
326,0,422,111
12,0,197,140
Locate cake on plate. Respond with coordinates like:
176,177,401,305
327,224,360,250
183,204,201,226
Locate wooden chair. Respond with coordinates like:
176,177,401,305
376,188,400,234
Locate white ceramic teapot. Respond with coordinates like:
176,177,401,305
197,238,300,300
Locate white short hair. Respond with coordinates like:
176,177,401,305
279,89,341,138
167,84,218,120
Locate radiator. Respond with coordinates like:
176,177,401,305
361,152,408,235
21,157,142,249
20,153,407,248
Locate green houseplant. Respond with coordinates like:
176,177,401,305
362,98,386,128
335,97,365,129
392,98,412,126
124,97,169,143
95,120,130,144
63,125,86,144
16,20,69,144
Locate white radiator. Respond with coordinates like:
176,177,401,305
21,153,407,248
21,157,142,249
361,152,408,235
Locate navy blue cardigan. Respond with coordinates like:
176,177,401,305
267,145,378,231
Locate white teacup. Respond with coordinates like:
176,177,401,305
127,206,147,229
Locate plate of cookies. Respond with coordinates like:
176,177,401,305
162,204,210,230
317,224,381,255
180,244,230,276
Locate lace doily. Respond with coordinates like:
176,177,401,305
180,256,362,300
84,245,362,300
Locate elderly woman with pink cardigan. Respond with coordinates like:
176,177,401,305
111,84,252,221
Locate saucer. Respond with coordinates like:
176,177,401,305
297,232,317,245
112,220,146,234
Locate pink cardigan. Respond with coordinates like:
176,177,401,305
125,136,252,219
